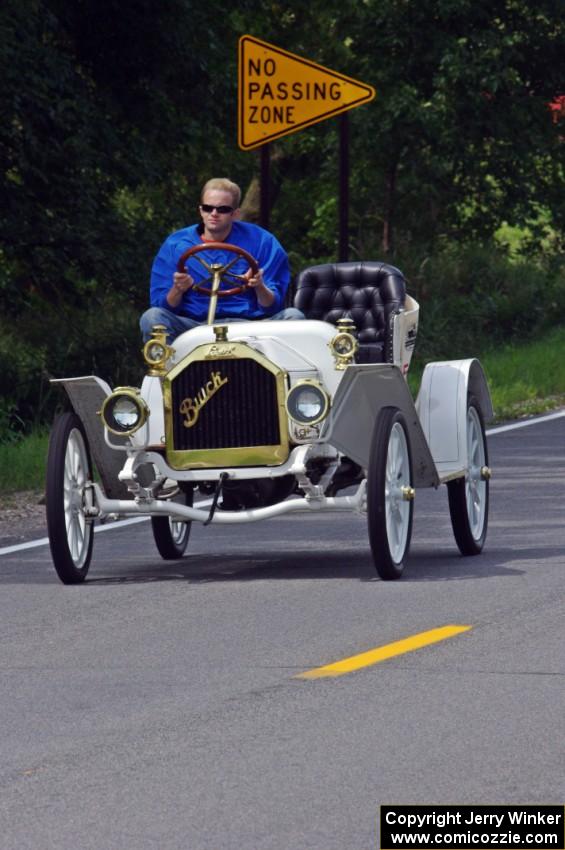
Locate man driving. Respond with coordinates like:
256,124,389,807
140,177,303,342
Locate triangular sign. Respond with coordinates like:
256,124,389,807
238,36,376,150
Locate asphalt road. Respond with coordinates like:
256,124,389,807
1,415,564,850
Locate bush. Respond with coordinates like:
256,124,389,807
3,242,563,442
403,244,565,363
0,293,143,441
0,429,48,493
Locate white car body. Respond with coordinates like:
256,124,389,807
48,290,493,582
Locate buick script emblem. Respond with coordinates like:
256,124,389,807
179,371,229,428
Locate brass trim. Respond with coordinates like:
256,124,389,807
143,324,174,376
286,379,330,427
178,370,229,428
213,325,229,342
163,341,290,470
329,331,358,370
166,443,289,470
99,387,149,436
336,316,356,333
207,267,223,325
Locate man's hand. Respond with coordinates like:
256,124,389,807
167,270,194,308
244,267,265,289
244,267,275,308
173,271,194,293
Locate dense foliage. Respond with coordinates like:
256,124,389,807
0,0,563,437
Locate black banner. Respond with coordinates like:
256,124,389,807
380,805,565,850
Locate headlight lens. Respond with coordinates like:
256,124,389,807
113,396,139,429
286,382,330,426
100,389,148,436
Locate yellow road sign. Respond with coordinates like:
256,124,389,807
238,36,376,150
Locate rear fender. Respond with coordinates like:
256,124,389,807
415,358,493,482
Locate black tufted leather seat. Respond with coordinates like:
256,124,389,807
294,261,407,363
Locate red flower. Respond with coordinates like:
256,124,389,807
548,95,565,124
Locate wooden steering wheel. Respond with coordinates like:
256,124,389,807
177,242,259,297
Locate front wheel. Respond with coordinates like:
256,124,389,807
151,488,193,559
447,396,489,555
367,407,414,580
46,412,94,584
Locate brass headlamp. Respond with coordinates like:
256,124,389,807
99,387,149,436
329,317,358,370
143,324,174,376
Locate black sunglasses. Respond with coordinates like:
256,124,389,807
199,204,234,214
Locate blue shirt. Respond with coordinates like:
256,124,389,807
149,221,290,321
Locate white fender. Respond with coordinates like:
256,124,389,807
321,364,439,488
415,358,493,482
50,375,131,498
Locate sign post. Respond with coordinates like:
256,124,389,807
260,143,270,231
238,36,376,258
339,113,349,263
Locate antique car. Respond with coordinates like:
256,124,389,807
45,247,493,584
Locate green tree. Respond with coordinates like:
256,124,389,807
1,0,563,437
341,0,564,254
0,0,242,311
0,0,244,434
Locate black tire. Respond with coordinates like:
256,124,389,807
151,487,193,559
367,407,414,580
46,412,94,584
447,395,489,555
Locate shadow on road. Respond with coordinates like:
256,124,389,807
78,545,539,587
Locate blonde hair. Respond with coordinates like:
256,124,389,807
201,178,241,208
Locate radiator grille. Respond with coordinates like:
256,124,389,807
170,357,281,451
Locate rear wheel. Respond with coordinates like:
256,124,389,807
151,488,193,559
367,407,414,580
447,396,489,555
46,412,94,584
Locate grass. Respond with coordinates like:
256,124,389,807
481,326,565,420
407,325,565,421
1,326,565,496
0,430,49,496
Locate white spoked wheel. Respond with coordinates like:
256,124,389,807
170,517,188,547
367,407,414,580
46,412,94,584
448,396,489,555
151,489,193,560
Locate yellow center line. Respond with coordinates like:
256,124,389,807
295,624,472,679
